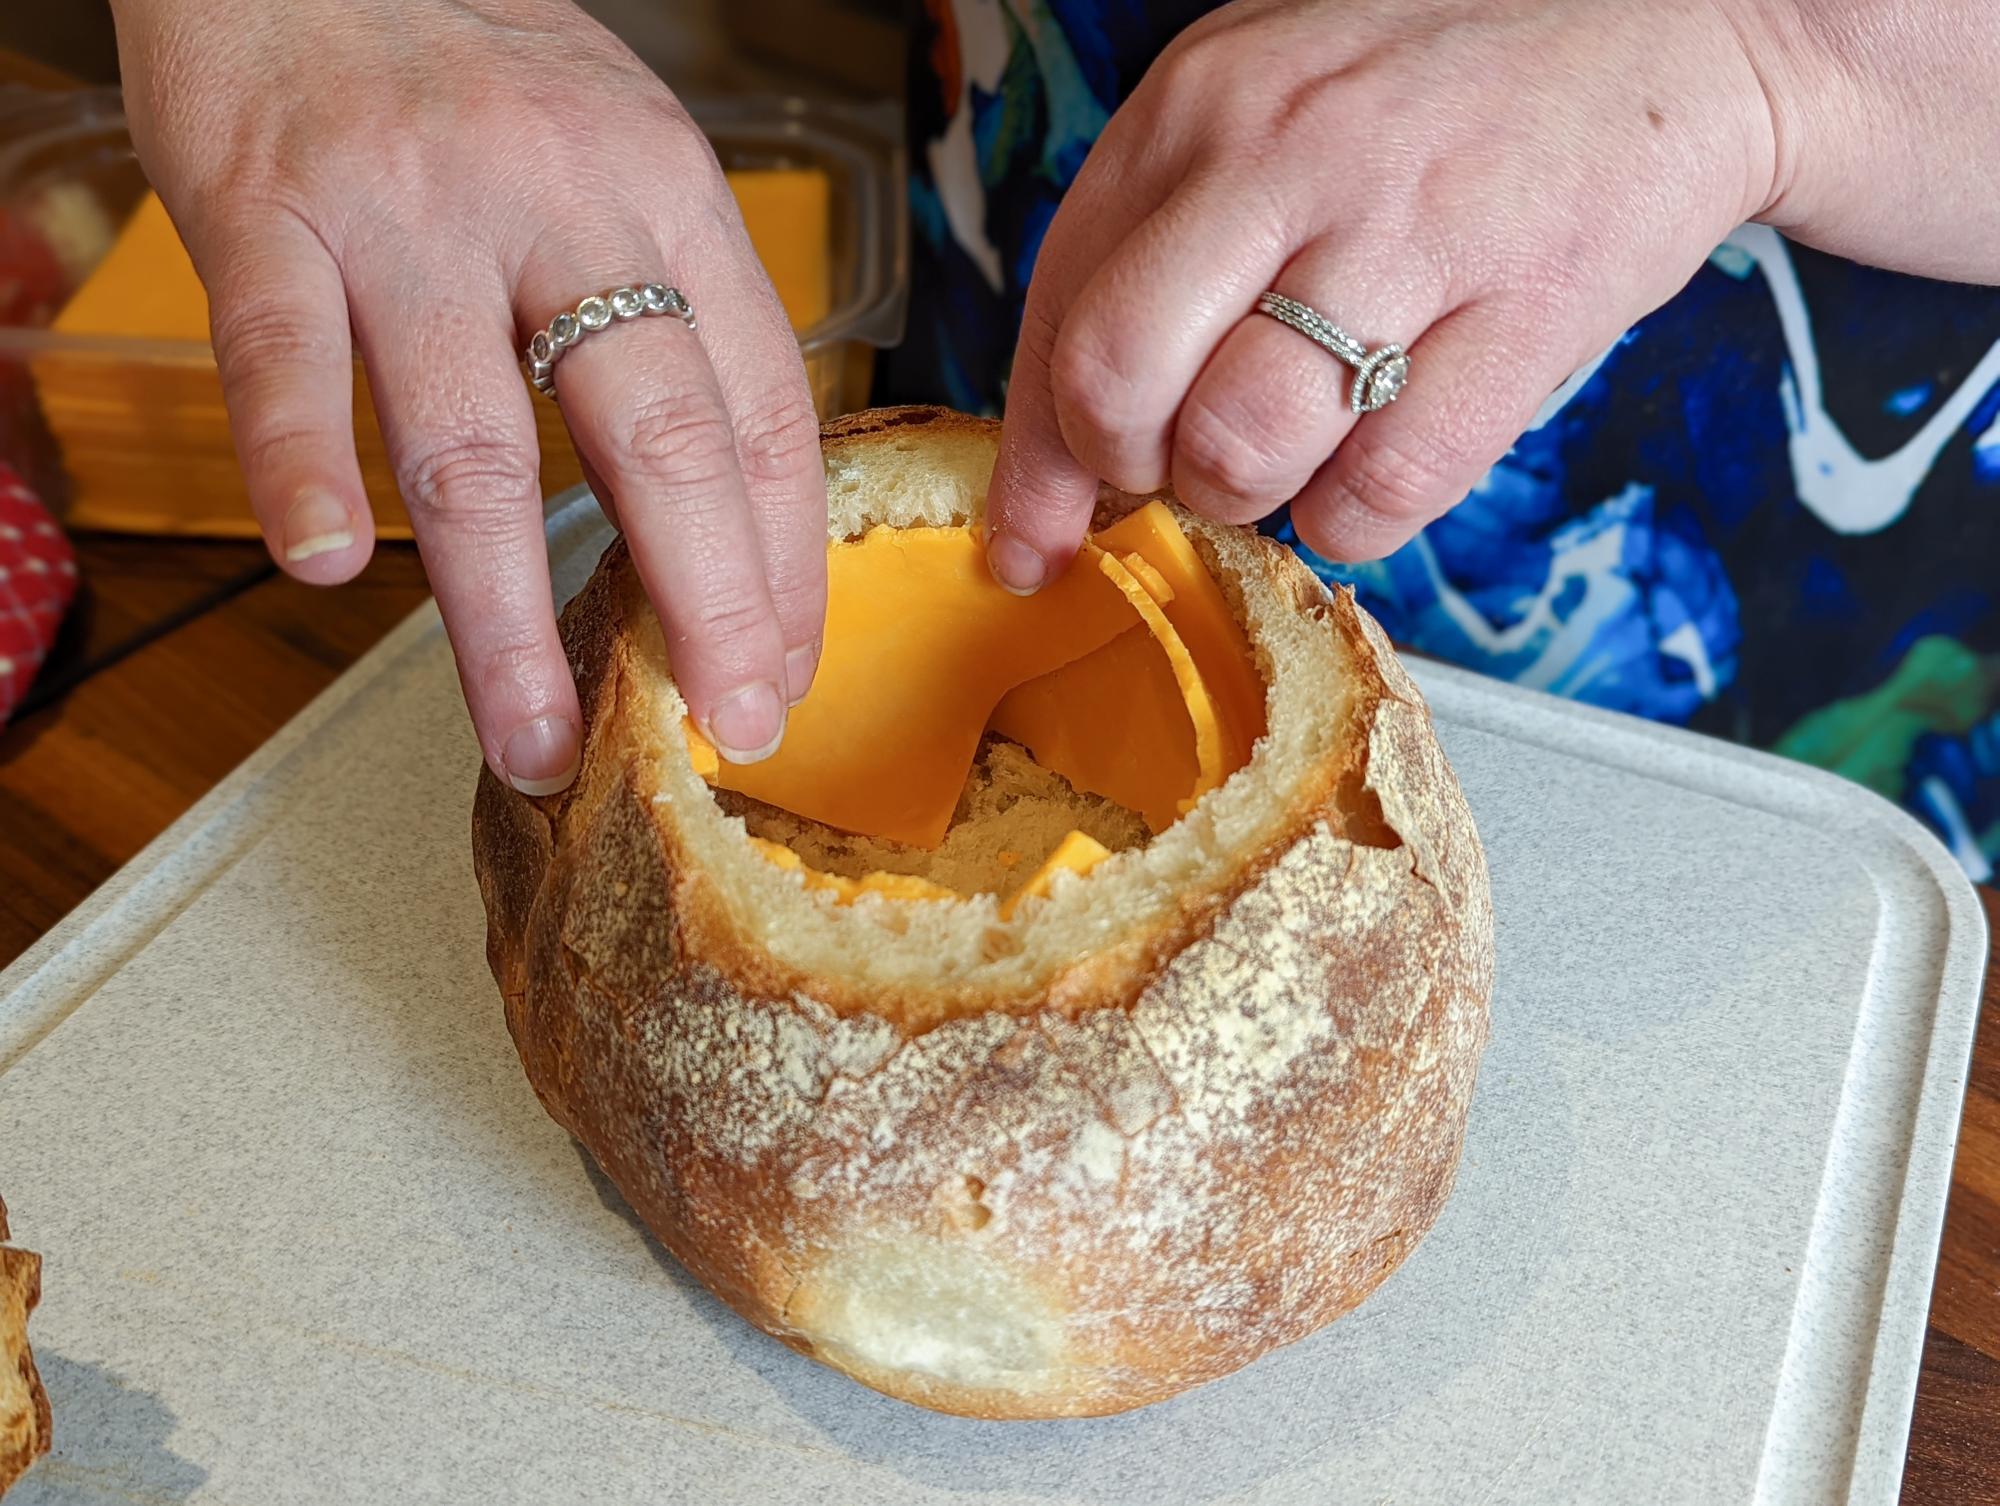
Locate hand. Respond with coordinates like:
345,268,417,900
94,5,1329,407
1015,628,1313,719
984,0,1781,583
112,0,825,790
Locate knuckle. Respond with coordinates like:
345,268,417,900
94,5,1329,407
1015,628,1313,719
473,632,556,699
1049,331,1150,445
211,296,339,377
764,569,826,634
1328,424,1478,528
400,434,537,529
1148,30,1229,106
1175,395,1296,500
1265,74,1350,154
1511,269,1585,332
1014,296,1063,372
641,91,701,142
292,124,388,193
236,419,332,479
731,393,823,487
264,118,428,220
683,589,777,650
647,105,724,180
620,395,739,488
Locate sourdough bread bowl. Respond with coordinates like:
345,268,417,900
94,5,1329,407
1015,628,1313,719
472,406,1493,1419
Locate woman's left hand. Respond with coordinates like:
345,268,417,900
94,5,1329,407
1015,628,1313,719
982,0,1782,583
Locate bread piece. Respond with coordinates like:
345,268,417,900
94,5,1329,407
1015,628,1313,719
0,1197,51,1496
472,406,1494,1418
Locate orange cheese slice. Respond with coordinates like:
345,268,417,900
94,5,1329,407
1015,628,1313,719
985,625,1198,831
997,831,1113,920
1095,503,1266,774
989,503,1266,830
1097,548,1226,814
1119,551,1175,604
685,725,721,781
983,548,1222,831
702,525,1149,849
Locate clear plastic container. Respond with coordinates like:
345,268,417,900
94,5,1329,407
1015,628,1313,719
696,94,909,416
0,86,907,538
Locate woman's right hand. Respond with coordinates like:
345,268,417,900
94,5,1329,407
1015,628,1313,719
111,0,827,791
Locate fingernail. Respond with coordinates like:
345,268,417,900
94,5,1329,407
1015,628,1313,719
502,715,580,796
784,643,820,706
282,489,355,563
987,533,1046,596
707,682,787,764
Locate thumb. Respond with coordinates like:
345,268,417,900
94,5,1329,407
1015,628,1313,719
984,292,1103,596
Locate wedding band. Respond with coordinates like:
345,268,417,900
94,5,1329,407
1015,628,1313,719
524,283,695,399
1254,291,1410,414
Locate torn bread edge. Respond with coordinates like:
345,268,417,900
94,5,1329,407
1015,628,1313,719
0,1197,50,1497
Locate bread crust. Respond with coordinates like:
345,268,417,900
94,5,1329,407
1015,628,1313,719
0,1197,51,1497
473,409,1493,1418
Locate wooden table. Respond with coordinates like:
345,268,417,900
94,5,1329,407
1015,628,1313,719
1,532,1995,1500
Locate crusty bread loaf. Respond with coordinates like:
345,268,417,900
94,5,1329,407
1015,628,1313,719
0,1197,51,1496
472,406,1493,1418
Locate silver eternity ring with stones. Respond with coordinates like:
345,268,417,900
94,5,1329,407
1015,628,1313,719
1254,291,1410,414
525,283,695,399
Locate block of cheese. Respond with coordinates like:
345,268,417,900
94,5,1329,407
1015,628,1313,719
54,175,833,341
50,191,204,341
39,172,833,536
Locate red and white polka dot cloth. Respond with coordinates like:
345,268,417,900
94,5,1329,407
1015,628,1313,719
0,462,76,725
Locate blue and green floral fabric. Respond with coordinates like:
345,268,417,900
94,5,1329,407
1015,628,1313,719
878,0,2000,881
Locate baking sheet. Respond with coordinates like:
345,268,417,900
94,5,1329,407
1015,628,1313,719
0,490,1985,1505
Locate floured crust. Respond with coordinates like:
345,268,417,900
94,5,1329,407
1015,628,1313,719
472,408,1494,1418
0,1197,51,1496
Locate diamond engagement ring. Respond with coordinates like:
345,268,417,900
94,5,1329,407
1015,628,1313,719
524,283,696,399
1254,292,1410,414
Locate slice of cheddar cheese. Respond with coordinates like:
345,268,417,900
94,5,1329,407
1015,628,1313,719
997,832,1113,921
685,725,721,780
1095,503,1266,773
705,525,1149,849
986,625,1198,832
1096,548,1226,815
984,547,1223,832
989,502,1266,829
1119,551,1174,604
